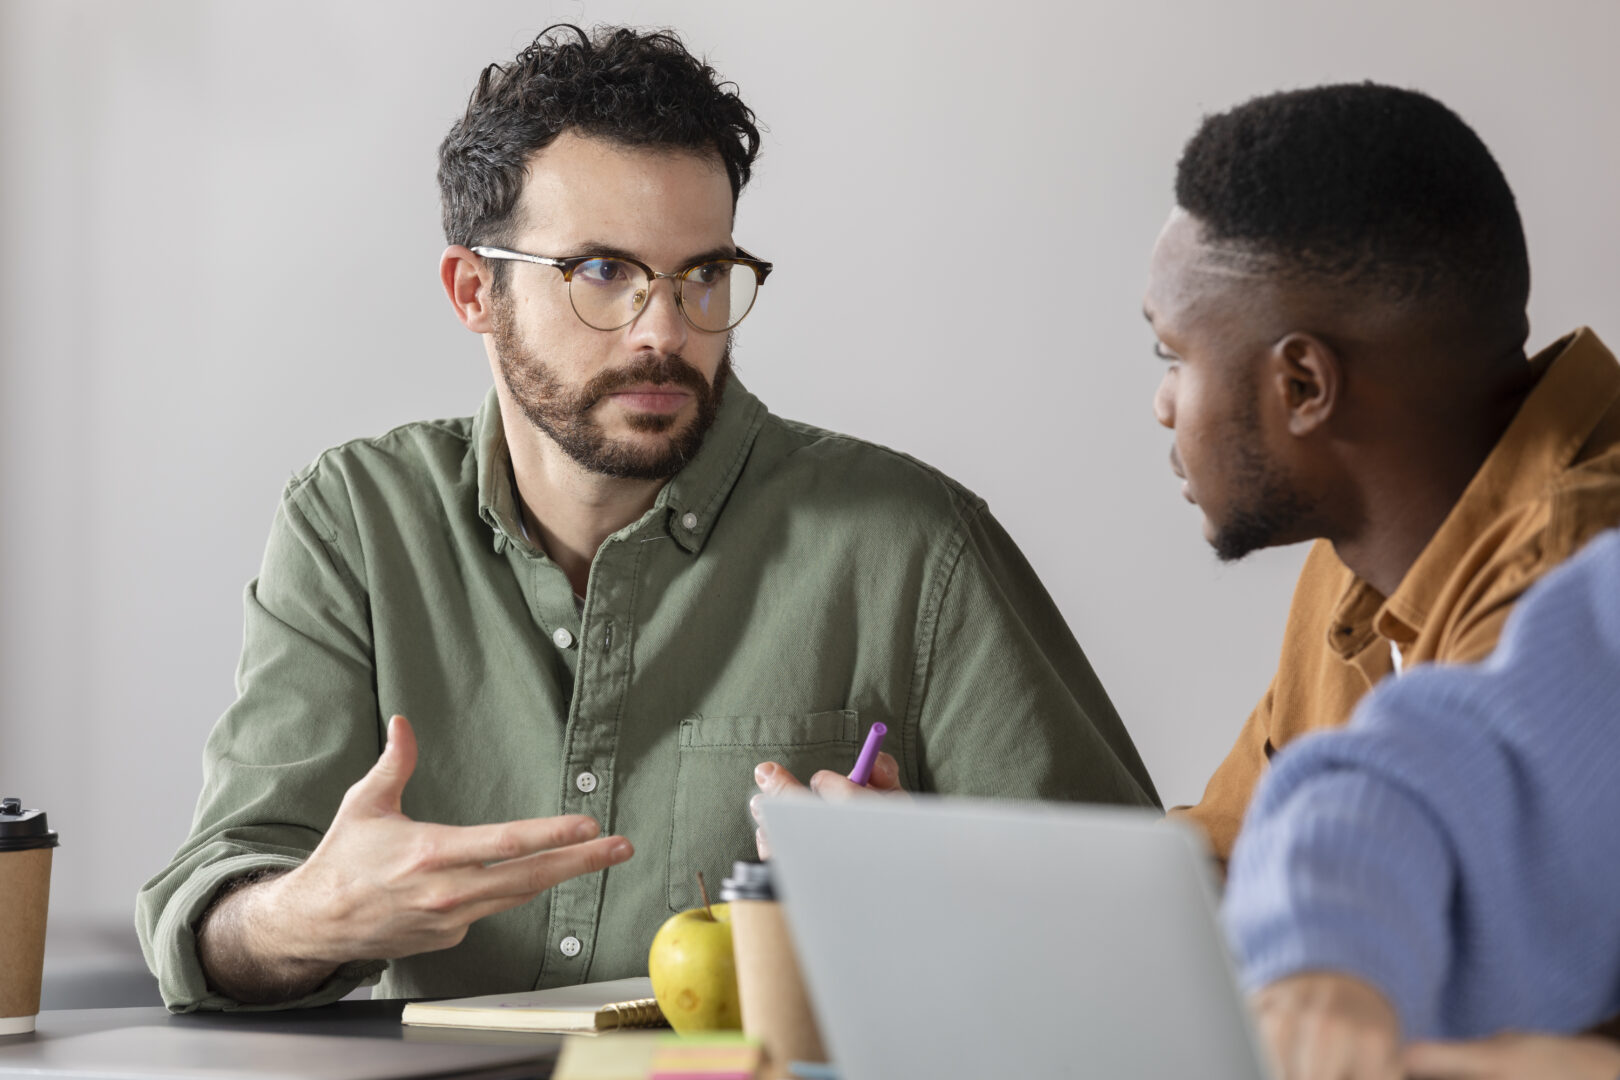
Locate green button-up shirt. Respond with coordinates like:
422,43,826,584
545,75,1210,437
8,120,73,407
135,381,1158,1011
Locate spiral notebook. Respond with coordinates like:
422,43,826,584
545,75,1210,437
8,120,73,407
401,976,667,1034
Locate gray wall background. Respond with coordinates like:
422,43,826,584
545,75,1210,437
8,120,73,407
3,0,1617,936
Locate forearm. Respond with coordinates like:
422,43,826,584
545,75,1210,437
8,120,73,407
196,868,344,1005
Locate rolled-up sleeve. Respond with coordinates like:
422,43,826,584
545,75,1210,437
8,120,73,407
135,474,387,1011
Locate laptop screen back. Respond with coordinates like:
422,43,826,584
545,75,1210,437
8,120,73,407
760,797,1270,1080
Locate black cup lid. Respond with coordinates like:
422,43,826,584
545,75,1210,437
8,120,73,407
719,859,774,901
0,798,59,852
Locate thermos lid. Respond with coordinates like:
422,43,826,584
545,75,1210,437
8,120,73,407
0,797,59,852
719,859,774,901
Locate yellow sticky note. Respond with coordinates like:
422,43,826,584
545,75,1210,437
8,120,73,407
553,1031,662,1080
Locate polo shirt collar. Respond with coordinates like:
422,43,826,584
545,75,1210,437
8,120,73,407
473,378,767,557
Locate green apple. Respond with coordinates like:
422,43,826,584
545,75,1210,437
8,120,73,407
648,901,742,1033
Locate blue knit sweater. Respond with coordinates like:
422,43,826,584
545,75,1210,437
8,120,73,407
1223,529,1620,1041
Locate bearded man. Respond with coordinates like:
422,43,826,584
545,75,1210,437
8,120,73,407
135,24,1156,1011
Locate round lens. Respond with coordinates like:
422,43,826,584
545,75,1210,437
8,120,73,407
681,262,759,333
568,258,647,330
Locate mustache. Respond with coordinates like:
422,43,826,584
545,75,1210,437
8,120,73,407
580,354,711,409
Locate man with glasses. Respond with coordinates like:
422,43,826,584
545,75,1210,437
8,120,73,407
136,25,1157,1010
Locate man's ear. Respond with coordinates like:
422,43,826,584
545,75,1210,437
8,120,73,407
1268,332,1341,437
440,245,494,333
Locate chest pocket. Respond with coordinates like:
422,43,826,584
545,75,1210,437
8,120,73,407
667,709,864,912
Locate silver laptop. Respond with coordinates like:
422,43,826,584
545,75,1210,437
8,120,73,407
760,796,1272,1080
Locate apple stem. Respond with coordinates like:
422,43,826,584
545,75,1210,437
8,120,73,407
696,871,714,920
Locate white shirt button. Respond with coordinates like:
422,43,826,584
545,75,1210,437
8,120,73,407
575,771,598,794
681,512,698,531
552,627,574,650
559,935,582,957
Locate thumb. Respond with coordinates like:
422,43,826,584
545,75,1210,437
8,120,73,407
870,751,902,792
347,714,418,814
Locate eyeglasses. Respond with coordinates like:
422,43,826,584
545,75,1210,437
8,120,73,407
471,245,774,333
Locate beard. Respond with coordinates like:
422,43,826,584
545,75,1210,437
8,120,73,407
491,295,731,481
1209,398,1318,563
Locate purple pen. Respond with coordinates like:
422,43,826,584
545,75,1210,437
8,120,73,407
847,722,888,786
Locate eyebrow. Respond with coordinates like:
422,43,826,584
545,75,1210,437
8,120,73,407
570,241,739,267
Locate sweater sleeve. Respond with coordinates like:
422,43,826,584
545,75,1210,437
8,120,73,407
1223,748,1454,1037
1223,530,1620,1041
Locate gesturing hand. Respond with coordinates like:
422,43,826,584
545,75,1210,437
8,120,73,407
269,714,633,964
749,752,904,858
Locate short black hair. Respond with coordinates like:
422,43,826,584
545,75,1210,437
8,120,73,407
438,24,761,283
1175,83,1529,335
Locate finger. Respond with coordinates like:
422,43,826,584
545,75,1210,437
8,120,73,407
869,752,903,792
1361,1025,1405,1080
1299,1016,1361,1080
346,714,418,814
1339,1035,1398,1080
755,824,772,859
453,887,546,929
1289,1011,1331,1080
466,835,635,901
1402,1039,1501,1078
419,814,604,869
1255,1007,1295,1080
754,761,807,797
1307,1016,1393,1080
809,769,883,801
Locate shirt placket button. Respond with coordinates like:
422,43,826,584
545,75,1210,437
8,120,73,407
575,771,598,794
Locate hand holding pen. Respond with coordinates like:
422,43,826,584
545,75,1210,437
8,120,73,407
750,722,903,858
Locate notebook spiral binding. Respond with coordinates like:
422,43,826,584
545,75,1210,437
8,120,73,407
598,997,668,1030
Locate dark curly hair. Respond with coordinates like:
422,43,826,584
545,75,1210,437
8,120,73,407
1175,83,1529,338
438,24,761,286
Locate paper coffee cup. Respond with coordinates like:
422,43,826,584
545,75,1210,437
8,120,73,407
721,861,826,1074
0,798,59,1036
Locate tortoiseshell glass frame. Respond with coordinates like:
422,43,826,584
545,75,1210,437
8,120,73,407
470,245,774,333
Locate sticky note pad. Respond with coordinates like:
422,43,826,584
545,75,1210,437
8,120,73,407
554,1031,761,1080
553,1032,659,1080
649,1032,762,1080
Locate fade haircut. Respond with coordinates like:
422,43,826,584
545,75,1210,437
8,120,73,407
1175,83,1529,341
438,24,761,288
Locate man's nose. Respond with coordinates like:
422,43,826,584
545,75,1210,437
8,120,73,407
627,278,689,355
1153,370,1176,429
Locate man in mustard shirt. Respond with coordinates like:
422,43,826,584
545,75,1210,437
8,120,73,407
1146,82,1620,858
135,25,1156,1011
1144,83,1620,1074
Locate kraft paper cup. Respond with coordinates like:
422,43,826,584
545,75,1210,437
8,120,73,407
728,897,827,1071
0,799,59,1036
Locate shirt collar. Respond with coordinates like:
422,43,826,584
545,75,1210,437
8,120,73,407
1327,327,1620,657
656,377,767,554
473,378,767,557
